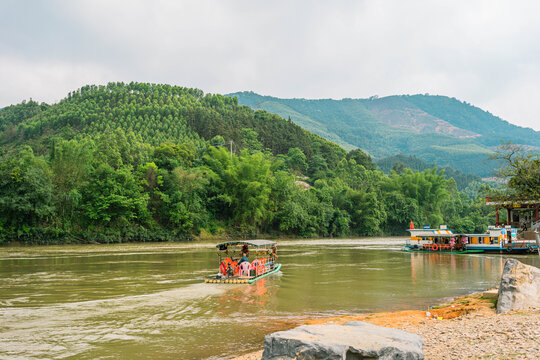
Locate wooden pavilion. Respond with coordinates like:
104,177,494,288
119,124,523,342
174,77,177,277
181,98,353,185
485,198,540,237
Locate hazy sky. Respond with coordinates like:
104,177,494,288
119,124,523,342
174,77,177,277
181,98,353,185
1,0,539,130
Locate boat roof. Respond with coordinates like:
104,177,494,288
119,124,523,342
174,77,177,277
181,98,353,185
408,228,454,236
216,240,277,249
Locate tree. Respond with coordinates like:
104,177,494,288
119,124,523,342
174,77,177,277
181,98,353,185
0,147,54,232
49,139,94,227
209,135,226,147
240,128,263,153
286,147,308,174
491,143,540,199
308,154,328,179
202,148,273,234
391,161,407,174
346,148,375,170
153,142,196,171
382,168,450,230
160,167,209,234
81,164,149,227
226,151,273,233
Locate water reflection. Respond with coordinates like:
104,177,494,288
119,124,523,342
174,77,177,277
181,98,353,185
409,252,506,284
216,278,276,312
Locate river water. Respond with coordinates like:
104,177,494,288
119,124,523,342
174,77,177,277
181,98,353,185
1,238,539,359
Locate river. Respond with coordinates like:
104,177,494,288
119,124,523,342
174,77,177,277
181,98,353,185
1,238,539,359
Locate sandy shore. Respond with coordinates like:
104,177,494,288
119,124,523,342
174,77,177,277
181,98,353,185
233,289,540,360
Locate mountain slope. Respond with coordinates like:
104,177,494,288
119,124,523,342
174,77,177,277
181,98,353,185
0,83,345,166
228,92,540,177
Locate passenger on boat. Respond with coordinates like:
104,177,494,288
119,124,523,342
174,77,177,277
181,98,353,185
238,251,249,265
456,237,463,251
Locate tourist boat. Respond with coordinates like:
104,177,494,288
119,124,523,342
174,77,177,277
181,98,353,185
404,225,483,254
466,226,538,253
204,240,282,284
404,224,538,254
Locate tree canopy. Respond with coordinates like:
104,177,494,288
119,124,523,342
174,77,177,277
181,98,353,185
0,82,500,244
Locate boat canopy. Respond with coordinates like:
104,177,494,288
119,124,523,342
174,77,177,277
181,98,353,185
216,240,276,250
407,228,454,237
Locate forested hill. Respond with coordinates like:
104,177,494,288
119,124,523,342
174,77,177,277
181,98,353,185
228,92,540,177
0,82,497,244
0,83,344,165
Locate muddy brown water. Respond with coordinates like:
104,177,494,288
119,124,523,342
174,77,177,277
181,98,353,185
1,238,538,359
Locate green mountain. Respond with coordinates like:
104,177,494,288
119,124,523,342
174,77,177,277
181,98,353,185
0,82,500,244
227,92,540,177
0,83,345,166
0,82,353,243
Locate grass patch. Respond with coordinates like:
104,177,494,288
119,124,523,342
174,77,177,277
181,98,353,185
479,293,498,308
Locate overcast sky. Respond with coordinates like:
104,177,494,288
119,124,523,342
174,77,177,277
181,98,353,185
1,0,539,130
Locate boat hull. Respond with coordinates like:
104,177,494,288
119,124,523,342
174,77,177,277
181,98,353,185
465,243,538,254
248,263,281,284
403,246,483,254
404,243,537,254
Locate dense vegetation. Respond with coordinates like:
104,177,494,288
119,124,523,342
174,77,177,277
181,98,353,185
376,154,482,191
230,92,540,177
0,83,497,244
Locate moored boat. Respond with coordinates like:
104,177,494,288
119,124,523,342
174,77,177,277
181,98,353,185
467,226,539,253
405,225,479,253
405,224,538,254
204,240,281,284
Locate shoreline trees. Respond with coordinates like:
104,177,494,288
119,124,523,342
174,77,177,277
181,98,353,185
0,83,499,244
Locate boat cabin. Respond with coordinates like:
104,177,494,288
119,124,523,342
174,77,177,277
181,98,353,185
467,226,517,245
407,225,466,251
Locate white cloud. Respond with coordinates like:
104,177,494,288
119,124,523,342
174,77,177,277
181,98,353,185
0,0,539,130
0,56,116,106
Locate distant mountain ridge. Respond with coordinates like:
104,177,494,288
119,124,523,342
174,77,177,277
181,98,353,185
227,92,540,177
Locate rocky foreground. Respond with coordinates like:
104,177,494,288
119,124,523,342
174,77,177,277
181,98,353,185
401,309,540,359
233,290,540,360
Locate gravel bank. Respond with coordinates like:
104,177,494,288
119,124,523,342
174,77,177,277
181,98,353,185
402,310,540,359
232,290,540,360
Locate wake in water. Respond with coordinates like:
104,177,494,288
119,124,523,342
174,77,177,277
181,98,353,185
0,283,231,359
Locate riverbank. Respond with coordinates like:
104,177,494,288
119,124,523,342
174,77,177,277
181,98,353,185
233,289,540,360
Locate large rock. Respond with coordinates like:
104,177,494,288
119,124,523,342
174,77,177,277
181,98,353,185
497,258,540,314
262,321,423,360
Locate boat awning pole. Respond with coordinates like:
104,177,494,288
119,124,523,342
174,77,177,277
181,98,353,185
535,231,540,256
